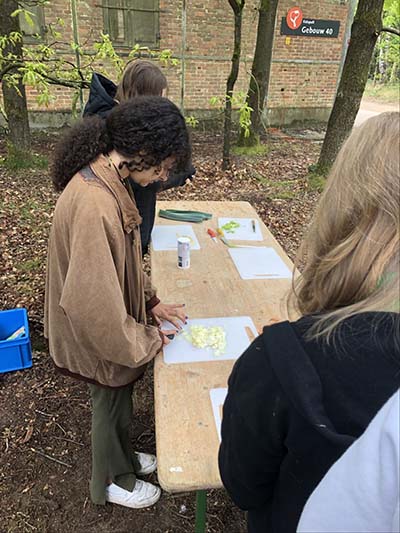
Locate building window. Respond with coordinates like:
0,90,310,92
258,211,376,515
103,0,160,49
19,4,45,41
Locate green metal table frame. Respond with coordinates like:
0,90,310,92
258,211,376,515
195,490,207,533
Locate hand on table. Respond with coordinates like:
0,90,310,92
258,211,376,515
151,302,188,331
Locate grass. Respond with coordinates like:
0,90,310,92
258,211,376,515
364,81,400,106
0,151,48,171
255,176,298,199
19,199,41,222
231,143,269,156
307,172,326,192
16,258,43,273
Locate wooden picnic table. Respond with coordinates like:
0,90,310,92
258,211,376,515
151,200,294,531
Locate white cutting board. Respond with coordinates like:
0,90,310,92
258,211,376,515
162,316,257,365
229,247,292,279
218,217,263,241
209,388,228,442
151,224,201,251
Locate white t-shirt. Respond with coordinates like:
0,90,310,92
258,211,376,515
297,390,400,533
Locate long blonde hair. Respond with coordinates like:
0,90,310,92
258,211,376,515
290,112,400,341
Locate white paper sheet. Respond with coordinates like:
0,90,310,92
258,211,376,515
228,247,292,279
151,224,201,251
209,388,228,441
162,316,257,364
218,217,263,241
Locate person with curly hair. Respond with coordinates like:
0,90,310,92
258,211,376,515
45,96,191,509
84,59,196,254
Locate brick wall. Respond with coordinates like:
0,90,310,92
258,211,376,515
18,0,350,122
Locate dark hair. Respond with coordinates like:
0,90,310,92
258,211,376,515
115,59,167,102
51,96,190,191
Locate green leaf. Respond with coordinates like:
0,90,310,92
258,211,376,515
209,96,221,106
185,115,199,127
24,10,35,28
11,8,24,17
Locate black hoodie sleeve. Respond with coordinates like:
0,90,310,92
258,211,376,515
218,334,289,511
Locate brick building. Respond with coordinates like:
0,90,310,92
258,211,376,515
17,0,352,127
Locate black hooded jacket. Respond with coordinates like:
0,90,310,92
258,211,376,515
219,312,400,533
83,72,118,118
83,72,196,254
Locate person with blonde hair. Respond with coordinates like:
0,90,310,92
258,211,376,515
84,59,195,254
218,112,400,533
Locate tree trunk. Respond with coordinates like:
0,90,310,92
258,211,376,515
222,0,245,170
238,0,278,147
316,0,384,173
0,0,31,153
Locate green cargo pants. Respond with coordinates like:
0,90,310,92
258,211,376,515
88,383,141,504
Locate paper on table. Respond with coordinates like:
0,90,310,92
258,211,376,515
151,224,200,251
162,316,258,364
209,388,228,441
218,217,263,241
228,247,292,280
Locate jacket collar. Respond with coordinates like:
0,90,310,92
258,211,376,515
90,154,142,233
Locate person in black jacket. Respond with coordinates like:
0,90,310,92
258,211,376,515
83,60,195,254
218,111,400,533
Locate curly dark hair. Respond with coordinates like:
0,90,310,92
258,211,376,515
51,96,190,191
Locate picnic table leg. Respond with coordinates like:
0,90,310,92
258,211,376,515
195,490,207,533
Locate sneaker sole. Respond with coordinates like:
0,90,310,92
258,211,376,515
106,487,161,509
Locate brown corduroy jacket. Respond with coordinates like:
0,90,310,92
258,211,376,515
44,154,163,388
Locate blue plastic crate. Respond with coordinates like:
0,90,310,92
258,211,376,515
0,308,32,373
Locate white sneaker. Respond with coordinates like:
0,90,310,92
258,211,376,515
106,480,161,509
135,451,157,475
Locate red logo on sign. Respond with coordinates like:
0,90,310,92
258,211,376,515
286,6,303,30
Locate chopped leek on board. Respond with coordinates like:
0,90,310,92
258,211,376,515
182,325,227,356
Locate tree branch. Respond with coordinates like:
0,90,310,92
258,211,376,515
0,59,89,88
41,73,90,89
228,0,244,15
0,61,23,80
381,26,400,36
